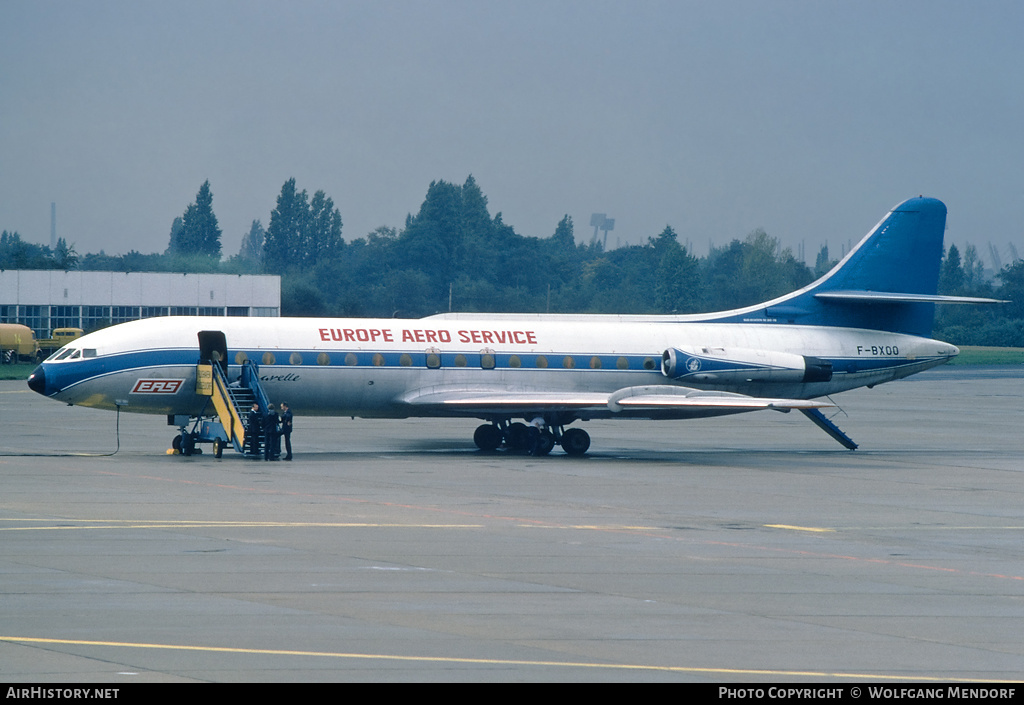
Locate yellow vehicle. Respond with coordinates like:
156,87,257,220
0,323,41,363
37,327,84,356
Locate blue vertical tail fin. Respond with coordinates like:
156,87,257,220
710,197,948,336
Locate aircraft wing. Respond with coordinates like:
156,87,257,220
398,385,833,416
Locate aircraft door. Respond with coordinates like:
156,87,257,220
198,330,229,375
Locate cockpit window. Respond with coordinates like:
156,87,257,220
47,348,74,361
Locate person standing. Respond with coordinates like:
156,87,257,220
246,402,262,457
264,404,280,461
280,402,293,460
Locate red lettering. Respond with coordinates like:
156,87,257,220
439,330,451,343
343,329,356,342
425,330,438,343
458,331,471,343
356,329,370,342
331,329,344,341
494,331,508,344
481,331,494,344
513,331,526,344
527,331,537,345
471,331,482,344
319,328,330,341
402,329,415,342
383,330,394,342
414,330,425,343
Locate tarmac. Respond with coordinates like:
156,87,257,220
1,365,1022,682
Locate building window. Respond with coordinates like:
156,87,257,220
110,306,139,324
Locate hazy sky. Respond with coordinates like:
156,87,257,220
3,0,1022,265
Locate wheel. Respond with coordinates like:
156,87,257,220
561,428,591,456
172,435,182,453
213,438,224,458
180,432,195,456
535,430,555,456
504,422,529,450
473,424,502,451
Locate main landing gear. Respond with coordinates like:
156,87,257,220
473,420,591,457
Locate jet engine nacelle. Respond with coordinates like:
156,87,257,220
661,346,833,384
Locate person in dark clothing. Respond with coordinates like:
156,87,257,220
264,404,280,461
280,402,293,460
246,402,262,457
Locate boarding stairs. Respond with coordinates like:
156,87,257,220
196,359,270,456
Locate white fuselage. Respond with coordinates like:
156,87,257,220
35,315,957,420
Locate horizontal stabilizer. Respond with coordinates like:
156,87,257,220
815,290,1005,305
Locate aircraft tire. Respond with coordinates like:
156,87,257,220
172,435,182,453
536,431,555,456
561,428,590,456
504,422,529,450
213,438,224,458
474,424,502,451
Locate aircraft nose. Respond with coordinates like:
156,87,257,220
27,366,46,395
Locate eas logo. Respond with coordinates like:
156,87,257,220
131,379,184,394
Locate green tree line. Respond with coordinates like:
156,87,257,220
2,177,1021,346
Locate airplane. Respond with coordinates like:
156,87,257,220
26,197,999,457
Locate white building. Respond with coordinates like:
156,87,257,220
0,270,280,338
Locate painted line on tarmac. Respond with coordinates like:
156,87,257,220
0,635,1004,682
0,519,482,531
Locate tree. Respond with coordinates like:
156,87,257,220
168,181,222,258
51,238,79,270
263,178,308,273
814,244,836,278
940,244,964,294
237,220,265,269
305,190,343,267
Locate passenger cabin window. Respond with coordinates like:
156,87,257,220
235,352,248,364
262,352,276,365
454,354,467,367
289,352,303,365
480,353,495,369
536,355,548,368
318,352,331,365
344,353,357,366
